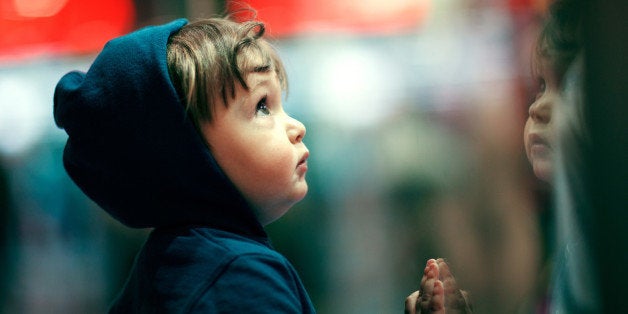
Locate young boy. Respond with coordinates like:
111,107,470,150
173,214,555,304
54,17,314,313
524,0,581,185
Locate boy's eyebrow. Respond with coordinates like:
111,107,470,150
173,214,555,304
252,65,271,72
245,71,277,93
242,64,273,90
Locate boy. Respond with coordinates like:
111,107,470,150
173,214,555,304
524,0,581,185
54,17,314,313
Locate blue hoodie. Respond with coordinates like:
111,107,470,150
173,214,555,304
53,19,315,313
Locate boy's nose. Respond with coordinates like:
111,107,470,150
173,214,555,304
529,97,553,124
287,116,306,144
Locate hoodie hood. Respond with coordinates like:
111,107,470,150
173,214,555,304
53,19,265,238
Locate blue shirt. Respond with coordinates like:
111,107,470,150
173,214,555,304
110,227,315,313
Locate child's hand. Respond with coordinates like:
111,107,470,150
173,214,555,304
404,258,472,314
436,258,472,313
405,259,445,314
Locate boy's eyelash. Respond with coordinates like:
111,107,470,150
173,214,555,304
533,77,546,101
256,96,270,115
538,78,546,91
257,96,267,108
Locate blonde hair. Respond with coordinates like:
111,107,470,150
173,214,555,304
167,17,287,126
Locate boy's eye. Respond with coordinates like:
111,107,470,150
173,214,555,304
256,97,271,116
535,78,546,100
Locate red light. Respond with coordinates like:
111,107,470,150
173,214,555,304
0,0,135,62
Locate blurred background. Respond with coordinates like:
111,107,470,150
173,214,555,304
0,0,624,313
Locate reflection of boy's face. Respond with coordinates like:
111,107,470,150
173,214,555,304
524,58,560,183
201,71,309,226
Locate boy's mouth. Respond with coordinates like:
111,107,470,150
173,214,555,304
528,133,551,158
297,152,309,168
529,133,549,148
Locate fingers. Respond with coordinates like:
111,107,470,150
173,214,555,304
421,259,439,297
436,258,474,313
436,258,452,281
438,259,460,309
420,259,437,288
416,280,446,314
430,280,446,314
410,258,472,314
460,290,474,313
418,260,440,313
405,290,420,314
438,259,459,298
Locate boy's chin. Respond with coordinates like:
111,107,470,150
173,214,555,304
533,162,553,184
260,208,290,226
287,184,309,205
259,200,305,227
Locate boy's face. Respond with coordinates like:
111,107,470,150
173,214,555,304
201,71,309,226
524,57,560,183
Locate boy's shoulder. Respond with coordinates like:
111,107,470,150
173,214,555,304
143,226,285,268
190,227,278,257
111,227,313,313
130,227,286,298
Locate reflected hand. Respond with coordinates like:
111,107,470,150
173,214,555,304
404,258,472,314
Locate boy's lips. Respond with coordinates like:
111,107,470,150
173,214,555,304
529,133,549,147
528,133,551,157
297,151,309,172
